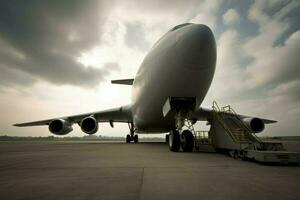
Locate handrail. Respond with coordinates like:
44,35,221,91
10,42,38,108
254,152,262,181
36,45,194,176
222,105,231,112
221,104,263,143
212,101,263,145
212,101,221,112
212,101,240,143
195,131,209,138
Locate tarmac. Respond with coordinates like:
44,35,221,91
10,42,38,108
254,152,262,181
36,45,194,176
0,141,300,200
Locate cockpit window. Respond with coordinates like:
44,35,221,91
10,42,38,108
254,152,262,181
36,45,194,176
151,23,193,49
169,23,193,32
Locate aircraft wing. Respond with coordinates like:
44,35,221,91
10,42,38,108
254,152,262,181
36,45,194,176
192,107,277,124
14,105,132,127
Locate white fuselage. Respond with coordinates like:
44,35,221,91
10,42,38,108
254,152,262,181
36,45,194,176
132,24,217,133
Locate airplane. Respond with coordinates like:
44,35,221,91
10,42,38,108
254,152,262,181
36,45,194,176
14,23,276,152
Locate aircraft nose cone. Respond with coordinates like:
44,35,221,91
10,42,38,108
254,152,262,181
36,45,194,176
176,24,216,70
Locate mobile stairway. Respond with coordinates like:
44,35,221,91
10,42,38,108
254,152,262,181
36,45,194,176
193,101,300,165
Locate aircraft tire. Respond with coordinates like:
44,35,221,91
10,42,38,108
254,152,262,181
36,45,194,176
165,134,169,144
133,135,138,143
181,130,194,152
169,130,180,152
126,134,131,143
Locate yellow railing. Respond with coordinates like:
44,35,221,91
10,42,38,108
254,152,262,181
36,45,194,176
218,102,262,143
195,131,209,138
194,131,211,144
212,101,260,143
212,101,242,143
212,101,221,112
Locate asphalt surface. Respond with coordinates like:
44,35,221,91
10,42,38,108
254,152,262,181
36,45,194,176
0,141,300,200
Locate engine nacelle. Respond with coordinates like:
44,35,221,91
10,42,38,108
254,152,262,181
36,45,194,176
80,116,98,134
242,117,265,133
48,119,73,135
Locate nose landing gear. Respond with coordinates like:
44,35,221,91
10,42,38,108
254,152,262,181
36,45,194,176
164,97,197,152
168,117,195,152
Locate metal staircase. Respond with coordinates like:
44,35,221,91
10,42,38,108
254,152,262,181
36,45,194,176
212,101,262,145
189,101,300,165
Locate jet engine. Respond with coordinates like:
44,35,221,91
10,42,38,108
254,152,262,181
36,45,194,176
242,117,265,133
48,119,73,135
80,116,98,134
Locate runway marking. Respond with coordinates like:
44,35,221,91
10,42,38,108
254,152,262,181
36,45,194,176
138,168,145,200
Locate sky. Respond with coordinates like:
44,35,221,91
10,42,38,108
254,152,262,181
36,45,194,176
0,0,299,137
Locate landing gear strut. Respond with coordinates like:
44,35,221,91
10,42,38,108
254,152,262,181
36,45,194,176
126,122,138,143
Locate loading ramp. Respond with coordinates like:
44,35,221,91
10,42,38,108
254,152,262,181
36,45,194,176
193,101,300,165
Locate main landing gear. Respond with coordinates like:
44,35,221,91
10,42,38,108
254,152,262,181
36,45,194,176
126,122,138,143
168,118,195,152
126,134,138,143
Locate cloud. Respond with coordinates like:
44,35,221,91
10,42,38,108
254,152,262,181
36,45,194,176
245,31,300,89
189,0,224,31
223,9,240,25
0,0,118,89
205,0,300,136
125,21,151,52
242,0,300,90
0,0,225,91
76,0,215,79
1,0,300,137
210,29,249,101
268,80,300,102
211,0,300,96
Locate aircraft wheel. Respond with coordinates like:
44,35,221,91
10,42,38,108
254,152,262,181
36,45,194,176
181,130,194,152
133,135,138,143
165,134,169,144
169,130,180,152
126,134,131,143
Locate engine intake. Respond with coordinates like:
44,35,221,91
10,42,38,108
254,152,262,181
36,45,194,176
242,117,265,133
49,119,73,135
80,116,98,134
